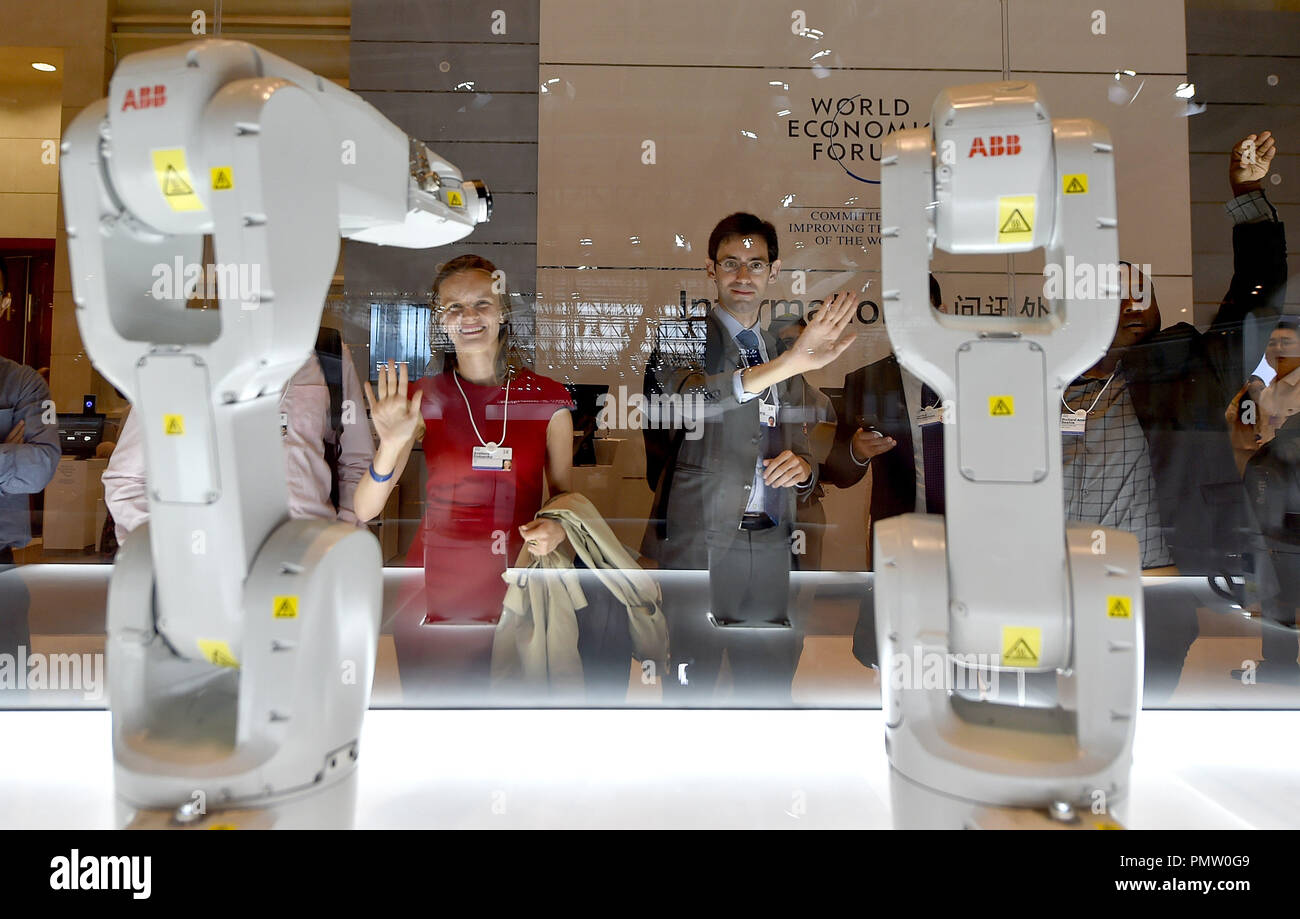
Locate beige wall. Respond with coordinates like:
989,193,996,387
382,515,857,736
2,0,115,415
537,0,1193,572
0,82,63,238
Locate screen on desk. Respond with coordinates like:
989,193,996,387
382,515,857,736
56,414,104,458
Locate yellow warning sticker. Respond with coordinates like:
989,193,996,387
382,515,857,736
163,414,185,435
997,194,1035,244
208,824,239,830
151,148,204,212
210,166,234,191
1001,626,1041,668
1063,174,1088,195
197,639,240,669
988,395,1015,417
1094,821,1123,830
273,595,299,619
446,189,465,208
1107,595,1133,618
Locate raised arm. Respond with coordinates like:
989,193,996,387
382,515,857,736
352,360,423,524
1203,131,1289,397
736,290,858,396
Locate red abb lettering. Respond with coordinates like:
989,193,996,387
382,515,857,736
968,135,1022,157
121,85,166,111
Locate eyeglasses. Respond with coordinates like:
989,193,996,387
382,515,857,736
716,258,771,276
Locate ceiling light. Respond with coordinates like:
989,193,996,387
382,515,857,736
31,62,57,72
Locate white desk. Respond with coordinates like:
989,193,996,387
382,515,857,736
2,709,1297,829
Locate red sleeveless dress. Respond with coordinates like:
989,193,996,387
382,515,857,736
404,366,573,622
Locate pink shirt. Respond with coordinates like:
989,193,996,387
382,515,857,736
103,349,375,541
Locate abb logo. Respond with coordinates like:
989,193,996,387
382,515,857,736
122,85,167,111
968,135,1021,157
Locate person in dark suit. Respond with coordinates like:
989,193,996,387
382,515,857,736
823,274,948,539
821,276,946,671
642,212,856,703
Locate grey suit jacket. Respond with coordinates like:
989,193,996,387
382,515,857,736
0,356,60,551
641,310,817,568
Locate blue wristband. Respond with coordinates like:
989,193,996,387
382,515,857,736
368,462,394,483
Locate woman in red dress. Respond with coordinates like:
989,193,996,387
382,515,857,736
358,255,575,701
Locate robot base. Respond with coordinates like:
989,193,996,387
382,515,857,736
888,766,1129,829
117,769,360,830
875,513,1144,822
107,517,382,826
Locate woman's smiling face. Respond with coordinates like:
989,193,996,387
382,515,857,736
436,269,504,359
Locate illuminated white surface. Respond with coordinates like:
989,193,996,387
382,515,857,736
1,709,1297,829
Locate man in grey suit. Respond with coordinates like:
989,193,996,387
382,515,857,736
643,213,856,703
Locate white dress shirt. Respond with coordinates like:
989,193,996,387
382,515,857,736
714,306,781,514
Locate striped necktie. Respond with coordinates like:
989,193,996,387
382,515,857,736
736,328,784,524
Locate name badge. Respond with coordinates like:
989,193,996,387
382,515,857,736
279,412,288,438
917,405,943,427
759,402,778,428
472,444,513,471
1061,410,1087,435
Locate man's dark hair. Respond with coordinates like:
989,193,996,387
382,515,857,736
1276,316,1299,333
708,212,779,262
1117,260,1157,301
929,274,942,310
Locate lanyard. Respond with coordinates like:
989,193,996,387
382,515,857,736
453,370,511,449
1062,371,1116,416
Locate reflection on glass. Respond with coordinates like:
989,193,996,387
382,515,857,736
0,14,1295,721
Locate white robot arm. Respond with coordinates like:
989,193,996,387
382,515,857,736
876,82,1143,828
60,39,489,826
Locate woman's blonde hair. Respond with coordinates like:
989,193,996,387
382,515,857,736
428,254,522,382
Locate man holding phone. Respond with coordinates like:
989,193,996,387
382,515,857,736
822,274,947,670
823,275,948,535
